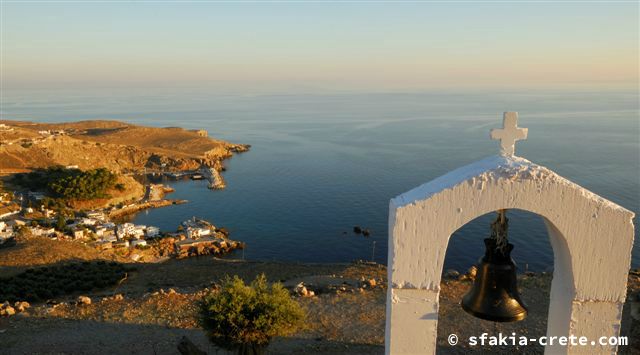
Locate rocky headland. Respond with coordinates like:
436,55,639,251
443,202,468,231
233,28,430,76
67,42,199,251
0,119,248,208
0,119,249,177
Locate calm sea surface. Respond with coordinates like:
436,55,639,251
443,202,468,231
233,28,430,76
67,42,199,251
2,88,639,271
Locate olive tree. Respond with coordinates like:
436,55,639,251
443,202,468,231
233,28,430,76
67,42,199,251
201,274,305,355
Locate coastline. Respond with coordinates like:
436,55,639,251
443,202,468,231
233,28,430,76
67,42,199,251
0,119,250,266
108,199,188,219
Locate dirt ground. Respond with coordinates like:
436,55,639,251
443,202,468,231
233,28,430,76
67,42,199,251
1,257,638,354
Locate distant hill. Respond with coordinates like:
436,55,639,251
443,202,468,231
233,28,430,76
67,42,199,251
0,120,248,174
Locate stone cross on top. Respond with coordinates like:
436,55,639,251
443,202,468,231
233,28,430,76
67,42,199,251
490,112,528,156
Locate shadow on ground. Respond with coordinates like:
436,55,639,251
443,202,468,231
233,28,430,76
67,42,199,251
1,317,383,355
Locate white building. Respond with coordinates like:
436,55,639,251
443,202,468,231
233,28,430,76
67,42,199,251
80,217,97,226
30,226,55,237
0,221,13,242
186,227,211,239
117,223,135,236
130,227,145,239
145,226,160,237
0,231,13,241
86,211,106,221
130,239,147,247
116,229,126,240
103,234,117,243
72,230,84,240
94,226,107,237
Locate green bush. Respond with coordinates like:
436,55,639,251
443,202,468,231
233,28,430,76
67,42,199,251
0,261,132,303
12,166,118,200
201,274,305,355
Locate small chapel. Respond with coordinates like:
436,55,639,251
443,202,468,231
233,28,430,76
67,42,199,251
385,112,635,354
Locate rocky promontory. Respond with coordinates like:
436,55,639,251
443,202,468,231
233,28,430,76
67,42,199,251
0,120,249,176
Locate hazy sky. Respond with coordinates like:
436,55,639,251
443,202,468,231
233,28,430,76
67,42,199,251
1,1,638,92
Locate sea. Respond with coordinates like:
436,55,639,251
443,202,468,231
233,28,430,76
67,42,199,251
2,88,638,272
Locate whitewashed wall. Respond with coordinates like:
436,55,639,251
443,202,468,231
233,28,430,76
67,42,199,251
386,155,635,355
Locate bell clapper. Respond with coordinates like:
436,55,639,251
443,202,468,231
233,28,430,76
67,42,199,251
491,209,509,254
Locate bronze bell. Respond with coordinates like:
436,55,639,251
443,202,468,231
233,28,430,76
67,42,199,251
461,213,528,322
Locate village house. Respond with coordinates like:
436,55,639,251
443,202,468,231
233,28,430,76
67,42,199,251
186,227,211,239
117,223,136,239
114,222,158,240
0,230,13,242
113,240,129,248
130,226,146,239
116,228,125,240
72,230,85,240
29,226,56,238
145,226,160,238
181,217,215,239
130,239,147,248
40,207,55,218
93,225,107,237
37,129,65,136
80,217,98,226
0,221,14,242
102,234,117,243
85,211,106,221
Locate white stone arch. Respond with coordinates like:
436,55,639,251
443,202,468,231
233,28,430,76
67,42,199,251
385,155,635,354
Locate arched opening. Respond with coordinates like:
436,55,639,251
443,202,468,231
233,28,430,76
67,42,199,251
444,209,553,273
436,209,560,353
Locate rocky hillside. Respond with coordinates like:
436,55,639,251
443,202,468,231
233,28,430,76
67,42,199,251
0,120,249,174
